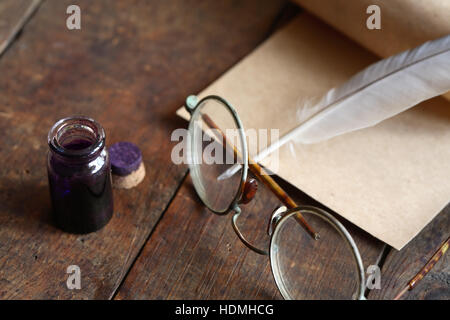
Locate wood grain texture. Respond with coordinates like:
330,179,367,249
368,205,450,300
0,0,41,56
0,0,285,299
1,0,447,300
115,173,385,299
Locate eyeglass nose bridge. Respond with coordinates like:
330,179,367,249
267,206,288,237
231,205,268,256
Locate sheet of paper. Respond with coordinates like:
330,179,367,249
293,0,450,57
177,13,450,250
293,0,450,100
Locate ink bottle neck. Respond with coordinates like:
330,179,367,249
48,116,106,164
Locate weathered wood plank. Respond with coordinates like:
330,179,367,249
368,205,449,300
0,0,41,56
116,173,385,299
0,0,286,299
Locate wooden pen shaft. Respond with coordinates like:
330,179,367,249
408,237,449,290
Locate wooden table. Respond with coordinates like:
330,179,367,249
0,0,448,300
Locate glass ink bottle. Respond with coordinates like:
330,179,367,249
47,116,114,233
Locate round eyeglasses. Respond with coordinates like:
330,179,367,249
184,95,366,300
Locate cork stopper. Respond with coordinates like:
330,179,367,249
109,141,145,189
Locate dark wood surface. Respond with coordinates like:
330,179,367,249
0,0,448,300
0,0,41,56
115,175,385,300
368,206,450,300
0,0,285,299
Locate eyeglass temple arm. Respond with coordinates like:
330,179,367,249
394,236,449,300
199,112,319,241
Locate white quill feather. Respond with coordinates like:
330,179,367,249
294,34,450,144
218,35,450,180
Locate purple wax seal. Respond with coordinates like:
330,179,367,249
109,142,142,176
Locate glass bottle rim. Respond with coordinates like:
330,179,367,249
48,115,106,159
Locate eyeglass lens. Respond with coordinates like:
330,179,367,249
270,209,361,299
189,98,245,213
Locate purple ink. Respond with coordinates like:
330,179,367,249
47,116,114,234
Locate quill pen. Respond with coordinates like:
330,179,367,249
218,34,450,180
